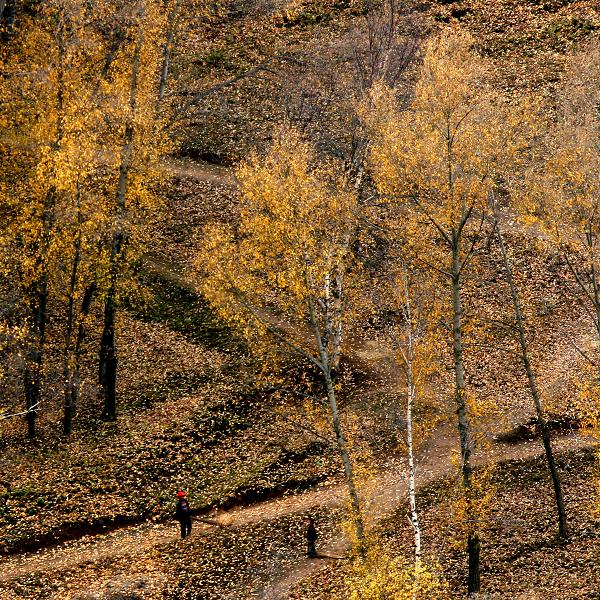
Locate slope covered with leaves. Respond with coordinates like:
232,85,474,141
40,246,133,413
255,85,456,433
1,0,600,598
288,446,600,599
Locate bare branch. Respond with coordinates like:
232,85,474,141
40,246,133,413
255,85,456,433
563,252,596,308
172,54,292,122
411,192,453,247
260,405,335,445
568,336,598,367
458,207,485,275
234,293,324,371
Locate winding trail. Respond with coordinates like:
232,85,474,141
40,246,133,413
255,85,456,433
259,429,592,599
161,157,237,187
0,428,591,592
1,158,596,597
0,478,344,584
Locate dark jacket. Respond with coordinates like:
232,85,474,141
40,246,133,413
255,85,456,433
306,523,317,543
175,498,191,521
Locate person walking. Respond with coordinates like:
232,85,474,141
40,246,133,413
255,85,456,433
305,516,318,557
175,490,192,539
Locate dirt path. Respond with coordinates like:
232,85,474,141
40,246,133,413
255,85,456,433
160,157,237,187
0,480,345,584
1,428,591,591
259,428,593,599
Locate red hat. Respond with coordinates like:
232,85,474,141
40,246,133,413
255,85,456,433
176,490,186,498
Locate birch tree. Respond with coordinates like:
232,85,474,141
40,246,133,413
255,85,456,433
197,126,367,553
363,30,526,596
0,0,104,436
388,265,442,567
96,0,170,421
376,260,445,594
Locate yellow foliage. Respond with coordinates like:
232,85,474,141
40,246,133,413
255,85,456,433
0,0,171,306
197,125,358,362
576,364,600,432
446,463,496,550
361,29,530,261
0,1,176,428
197,125,368,547
341,548,447,600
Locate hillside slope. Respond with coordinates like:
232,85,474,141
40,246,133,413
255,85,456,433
2,0,600,598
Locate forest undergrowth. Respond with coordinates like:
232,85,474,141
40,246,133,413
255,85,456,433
2,0,600,598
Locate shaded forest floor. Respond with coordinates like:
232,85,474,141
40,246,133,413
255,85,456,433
2,150,599,596
1,148,599,596
0,424,593,599
2,0,600,597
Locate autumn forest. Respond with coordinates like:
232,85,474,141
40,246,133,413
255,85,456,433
1,0,600,598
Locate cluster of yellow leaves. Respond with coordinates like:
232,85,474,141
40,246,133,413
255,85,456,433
197,125,357,357
0,0,172,300
365,33,484,232
573,364,600,517
362,29,537,261
526,41,600,259
341,548,447,600
0,0,178,426
446,463,496,551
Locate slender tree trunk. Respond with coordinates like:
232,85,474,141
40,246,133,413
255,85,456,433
0,0,15,34
99,235,121,421
23,185,56,438
22,15,67,437
406,367,421,599
451,236,480,597
323,270,334,359
98,27,143,420
323,366,366,555
406,367,421,564
575,221,600,340
589,239,600,341
157,0,183,106
307,282,365,556
331,268,344,371
72,282,95,414
63,227,81,435
407,374,421,600
23,278,47,439
492,205,567,537
322,266,344,372
398,270,422,568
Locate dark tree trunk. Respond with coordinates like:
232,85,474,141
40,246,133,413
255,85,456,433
492,203,567,537
98,26,143,420
71,282,95,417
63,226,81,435
0,0,16,31
23,277,48,439
99,269,119,421
307,286,365,557
324,367,366,556
451,236,480,597
467,534,481,595
22,8,67,437
23,185,56,439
